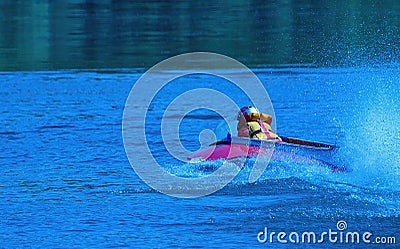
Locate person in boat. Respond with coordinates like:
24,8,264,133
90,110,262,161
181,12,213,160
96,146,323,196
237,106,281,141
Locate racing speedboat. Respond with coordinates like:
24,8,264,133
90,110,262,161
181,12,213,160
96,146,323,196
187,120,346,173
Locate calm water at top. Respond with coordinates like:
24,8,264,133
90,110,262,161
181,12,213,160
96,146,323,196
0,0,399,71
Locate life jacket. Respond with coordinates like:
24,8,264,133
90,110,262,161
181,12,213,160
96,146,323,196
237,112,280,140
247,121,277,140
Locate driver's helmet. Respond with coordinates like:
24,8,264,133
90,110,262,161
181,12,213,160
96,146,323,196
238,106,260,122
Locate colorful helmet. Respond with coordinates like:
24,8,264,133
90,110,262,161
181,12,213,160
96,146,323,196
239,106,259,121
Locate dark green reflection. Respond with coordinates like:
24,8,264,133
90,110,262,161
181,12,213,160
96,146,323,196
0,0,399,71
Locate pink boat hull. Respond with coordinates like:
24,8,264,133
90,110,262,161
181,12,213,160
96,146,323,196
188,144,266,160
188,142,346,172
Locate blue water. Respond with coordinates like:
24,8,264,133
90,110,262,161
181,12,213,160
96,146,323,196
1,67,399,248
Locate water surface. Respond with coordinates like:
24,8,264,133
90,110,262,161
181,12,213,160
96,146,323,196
1,68,399,248
0,0,399,70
